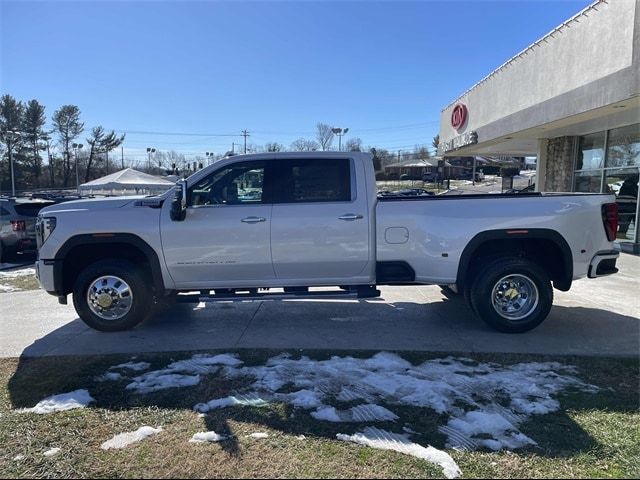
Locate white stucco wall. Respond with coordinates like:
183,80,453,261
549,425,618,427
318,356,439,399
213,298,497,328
439,0,638,146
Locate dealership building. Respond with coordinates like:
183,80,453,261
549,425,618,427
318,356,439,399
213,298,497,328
438,0,639,252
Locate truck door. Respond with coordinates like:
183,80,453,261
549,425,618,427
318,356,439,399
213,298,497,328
269,157,371,284
160,160,275,288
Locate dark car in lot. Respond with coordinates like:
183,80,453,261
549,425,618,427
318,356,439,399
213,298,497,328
0,198,55,262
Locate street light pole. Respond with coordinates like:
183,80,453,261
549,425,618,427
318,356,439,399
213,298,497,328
73,143,83,194
331,127,349,151
146,147,156,172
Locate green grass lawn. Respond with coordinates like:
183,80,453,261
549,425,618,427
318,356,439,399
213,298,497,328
1,350,638,478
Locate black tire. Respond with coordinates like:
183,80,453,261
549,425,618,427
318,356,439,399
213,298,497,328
469,257,553,333
73,259,152,332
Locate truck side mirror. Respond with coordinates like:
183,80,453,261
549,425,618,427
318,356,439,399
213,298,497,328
170,179,187,221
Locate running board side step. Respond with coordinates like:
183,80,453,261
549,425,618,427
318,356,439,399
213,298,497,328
175,286,380,303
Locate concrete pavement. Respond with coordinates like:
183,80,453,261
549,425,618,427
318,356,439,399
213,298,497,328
1,254,638,358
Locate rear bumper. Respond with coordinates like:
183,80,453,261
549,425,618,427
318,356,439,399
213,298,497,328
588,250,619,278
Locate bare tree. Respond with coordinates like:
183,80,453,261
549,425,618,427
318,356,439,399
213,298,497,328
316,122,334,151
291,138,319,151
265,142,284,152
432,134,440,152
52,105,84,187
345,137,363,152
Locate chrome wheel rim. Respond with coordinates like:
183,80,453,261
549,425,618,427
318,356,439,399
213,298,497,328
87,275,133,320
491,274,538,321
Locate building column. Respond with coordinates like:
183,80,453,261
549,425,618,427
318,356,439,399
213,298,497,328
542,136,577,192
535,139,548,192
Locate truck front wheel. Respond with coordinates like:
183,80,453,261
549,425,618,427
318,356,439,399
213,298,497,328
73,259,152,332
470,257,553,333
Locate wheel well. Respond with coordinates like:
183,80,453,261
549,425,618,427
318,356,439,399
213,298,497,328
60,243,152,295
459,236,572,292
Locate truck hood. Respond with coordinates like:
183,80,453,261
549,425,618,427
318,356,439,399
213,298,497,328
39,196,149,215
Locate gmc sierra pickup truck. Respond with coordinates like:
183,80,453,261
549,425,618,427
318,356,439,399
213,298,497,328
35,152,620,333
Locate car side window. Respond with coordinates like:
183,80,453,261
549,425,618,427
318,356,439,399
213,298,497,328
274,159,351,203
189,161,265,207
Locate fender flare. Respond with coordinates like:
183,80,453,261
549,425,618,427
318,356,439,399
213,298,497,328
456,228,573,291
52,233,165,295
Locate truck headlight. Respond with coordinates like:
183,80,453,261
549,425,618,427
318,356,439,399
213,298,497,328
36,216,56,248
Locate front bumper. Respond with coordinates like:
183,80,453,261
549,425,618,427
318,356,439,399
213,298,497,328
35,259,56,293
588,250,619,278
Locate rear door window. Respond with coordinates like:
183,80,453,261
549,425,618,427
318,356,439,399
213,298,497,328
274,158,351,203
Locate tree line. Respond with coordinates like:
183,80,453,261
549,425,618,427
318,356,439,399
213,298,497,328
0,94,126,192
1,93,441,193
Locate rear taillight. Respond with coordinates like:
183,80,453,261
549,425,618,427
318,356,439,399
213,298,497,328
10,220,26,232
602,203,618,242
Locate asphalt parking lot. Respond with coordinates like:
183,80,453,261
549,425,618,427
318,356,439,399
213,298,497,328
1,254,638,359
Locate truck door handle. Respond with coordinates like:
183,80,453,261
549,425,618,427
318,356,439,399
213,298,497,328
241,216,266,223
338,214,363,221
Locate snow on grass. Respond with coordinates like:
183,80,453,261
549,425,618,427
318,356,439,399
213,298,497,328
192,353,596,453
109,361,150,372
311,404,398,423
95,372,124,382
43,448,61,458
194,393,270,413
0,267,35,278
337,427,462,479
189,431,226,443
247,432,269,439
118,354,243,394
100,426,162,450
21,389,95,414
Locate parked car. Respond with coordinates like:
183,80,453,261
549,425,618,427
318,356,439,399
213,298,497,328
36,152,619,334
455,171,484,182
422,172,437,183
0,198,55,262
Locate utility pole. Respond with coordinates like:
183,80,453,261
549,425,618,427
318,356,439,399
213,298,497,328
241,130,250,154
105,150,109,175
121,146,124,169
331,127,349,151
472,156,477,186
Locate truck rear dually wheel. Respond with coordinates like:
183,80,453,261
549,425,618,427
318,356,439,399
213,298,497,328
470,257,553,333
73,259,151,332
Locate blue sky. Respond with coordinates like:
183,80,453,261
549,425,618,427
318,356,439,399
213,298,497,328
1,0,589,160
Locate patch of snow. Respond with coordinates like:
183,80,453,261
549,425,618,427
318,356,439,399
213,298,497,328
311,406,342,422
0,267,35,278
126,373,201,394
100,426,162,450
131,351,596,453
12,454,24,461
337,427,461,479
248,432,269,439
311,404,398,423
21,389,94,414
189,431,226,443
119,354,243,394
109,361,150,372
43,448,61,457
95,372,124,382
296,435,306,440
194,393,270,413
0,284,18,292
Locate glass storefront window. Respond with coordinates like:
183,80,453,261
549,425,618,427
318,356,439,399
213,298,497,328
576,132,605,170
574,170,602,193
606,168,639,242
606,124,640,168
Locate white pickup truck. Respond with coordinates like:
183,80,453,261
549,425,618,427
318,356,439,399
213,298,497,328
35,152,620,333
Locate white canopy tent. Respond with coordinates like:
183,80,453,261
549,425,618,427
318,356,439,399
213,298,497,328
79,168,175,196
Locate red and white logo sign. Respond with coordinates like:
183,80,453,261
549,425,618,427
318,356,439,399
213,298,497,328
451,103,467,130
